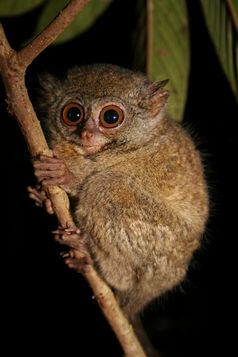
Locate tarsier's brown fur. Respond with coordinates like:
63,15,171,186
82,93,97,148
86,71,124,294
33,64,209,355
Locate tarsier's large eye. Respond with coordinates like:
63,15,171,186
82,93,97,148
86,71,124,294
62,102,84,126
99,105,125,128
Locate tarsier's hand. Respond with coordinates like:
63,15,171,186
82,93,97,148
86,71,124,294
27,185,54,214
33,152,75,189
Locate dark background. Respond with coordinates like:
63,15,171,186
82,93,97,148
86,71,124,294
2,1,238,356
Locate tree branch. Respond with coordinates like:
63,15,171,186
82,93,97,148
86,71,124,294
0,24,12,58
0,1,146,356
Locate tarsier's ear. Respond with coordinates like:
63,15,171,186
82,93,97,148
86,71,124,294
140,79,169,117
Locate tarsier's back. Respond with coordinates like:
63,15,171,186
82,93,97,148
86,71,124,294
35,63,209,319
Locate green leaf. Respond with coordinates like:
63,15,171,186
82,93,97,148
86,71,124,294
133,0,190,122
0,0,45,16
30,0,112,45
200,0,238,100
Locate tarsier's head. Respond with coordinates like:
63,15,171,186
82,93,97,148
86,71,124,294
37,64,169,156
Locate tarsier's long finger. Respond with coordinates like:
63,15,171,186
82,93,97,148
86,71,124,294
27,186,46,198
44,198,54,215
28,193,42,205
34,169,64,179
27,186,45,204
33,161,65,171
38,155,63,164
41,176,67,186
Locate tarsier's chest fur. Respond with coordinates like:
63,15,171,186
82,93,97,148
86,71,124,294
37,64,209,319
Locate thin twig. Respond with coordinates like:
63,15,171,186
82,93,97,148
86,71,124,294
0,1,146,355
18,0,90,68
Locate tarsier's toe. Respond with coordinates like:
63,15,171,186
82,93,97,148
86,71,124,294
63,234,85,250
53,225,85,251
27,186,45,205
64,256,92,273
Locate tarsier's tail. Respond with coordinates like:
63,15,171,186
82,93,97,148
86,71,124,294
131,314,160,357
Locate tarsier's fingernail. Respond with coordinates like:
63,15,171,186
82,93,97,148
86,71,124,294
60,252,69,258
65,228,72,232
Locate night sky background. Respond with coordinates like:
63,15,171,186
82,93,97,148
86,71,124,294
2,1,238,356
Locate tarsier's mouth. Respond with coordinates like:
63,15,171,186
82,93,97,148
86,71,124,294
80,143,102,149
80,143,106,155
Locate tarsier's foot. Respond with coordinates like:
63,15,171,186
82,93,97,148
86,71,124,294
53,225,92,273
27,185,54,214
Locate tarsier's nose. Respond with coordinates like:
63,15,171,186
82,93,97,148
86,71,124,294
81,130,93,141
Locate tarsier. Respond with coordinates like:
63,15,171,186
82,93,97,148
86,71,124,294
29,64,209,354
